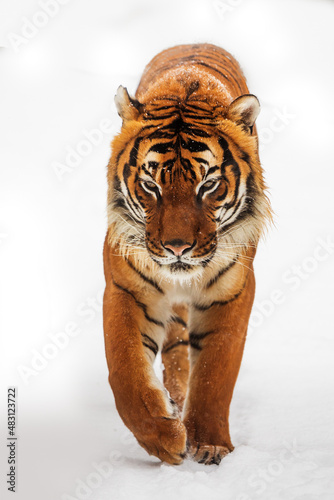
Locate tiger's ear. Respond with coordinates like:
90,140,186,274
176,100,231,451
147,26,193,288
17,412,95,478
227,94,260,131
115,86,143,123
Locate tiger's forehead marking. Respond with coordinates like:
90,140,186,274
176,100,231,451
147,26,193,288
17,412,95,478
144,148,216,178
140,132,220,184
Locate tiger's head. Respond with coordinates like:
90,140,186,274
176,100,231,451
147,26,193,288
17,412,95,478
107,85,271,280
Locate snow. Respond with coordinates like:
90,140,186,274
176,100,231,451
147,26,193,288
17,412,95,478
1,0,334,498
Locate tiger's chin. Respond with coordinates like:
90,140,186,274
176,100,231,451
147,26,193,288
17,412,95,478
169,261,193,273
148,251,215,283
158,261,205,283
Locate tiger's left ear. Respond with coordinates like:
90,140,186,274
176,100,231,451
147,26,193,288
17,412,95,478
227,94,260,131
115,85,143,123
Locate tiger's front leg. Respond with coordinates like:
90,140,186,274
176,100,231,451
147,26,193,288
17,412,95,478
183,270,255,465
162,304,189,412
103,246,187,465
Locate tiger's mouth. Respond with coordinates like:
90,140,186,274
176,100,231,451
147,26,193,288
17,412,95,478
149,250,216,275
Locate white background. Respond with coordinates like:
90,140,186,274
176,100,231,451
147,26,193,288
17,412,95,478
1,0,334,499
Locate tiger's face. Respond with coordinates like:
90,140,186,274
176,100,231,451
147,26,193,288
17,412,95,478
131,136,239,276
108,87,270,279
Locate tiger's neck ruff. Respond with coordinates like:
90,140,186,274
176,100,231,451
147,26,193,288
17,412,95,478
103,44,272,466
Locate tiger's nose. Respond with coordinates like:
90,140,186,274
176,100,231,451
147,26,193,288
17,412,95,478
162,239,194,257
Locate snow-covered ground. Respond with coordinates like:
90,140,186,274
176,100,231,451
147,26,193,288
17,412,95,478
1,0,334,498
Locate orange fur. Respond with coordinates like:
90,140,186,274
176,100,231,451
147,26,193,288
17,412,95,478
103,44,272,465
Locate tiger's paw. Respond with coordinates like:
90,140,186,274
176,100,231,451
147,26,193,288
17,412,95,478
187,443,233,465
136,418,187,465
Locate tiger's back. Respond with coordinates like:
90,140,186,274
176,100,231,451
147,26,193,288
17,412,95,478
136,43,249,106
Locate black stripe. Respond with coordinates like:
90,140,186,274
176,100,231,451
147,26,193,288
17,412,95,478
194,157,209,166
134,186,147,210
113,173,122,192
143,343,157,355
182,112,215,121
206,166,220,176
141,333,159,356
141,165,155,178
180,157,197,181
218,136,241,211
168,315,187,328
205,256,239,289
149,105,176,111
116,145,127,163
169,117,185,134
185,103,211,113
161,159,176,185
125,192,144,222
192,61,231,83
193,52,243,92
149,142,174,154
193,281,247,311
129,137,142,167
144,114,175,121
216,187,228,202
147,129,175,140
112,196,127,212
219,195,244,228
180,137,211,153
242,172,257,216
218,172,257,234
112,279,164,327
112,174,129,213
207,57,243,92
198,451,210,464
186,80,200,98
218,209,252,236
239,149,251,164
147,96,179,102
183,127,211,138
189,330,215,350
162,340,189,354
123,162,144,221
126,258,164,294
137,124,160,134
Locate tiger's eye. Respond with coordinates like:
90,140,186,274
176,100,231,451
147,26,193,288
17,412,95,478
203,180,216,189
144,181,156,189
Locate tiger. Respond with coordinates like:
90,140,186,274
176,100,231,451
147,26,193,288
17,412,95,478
103,43,272,466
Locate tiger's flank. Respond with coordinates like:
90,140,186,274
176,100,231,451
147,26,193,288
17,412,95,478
103,43,272,465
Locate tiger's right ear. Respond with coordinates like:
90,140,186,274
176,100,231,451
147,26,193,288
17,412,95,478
115,86,142,123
